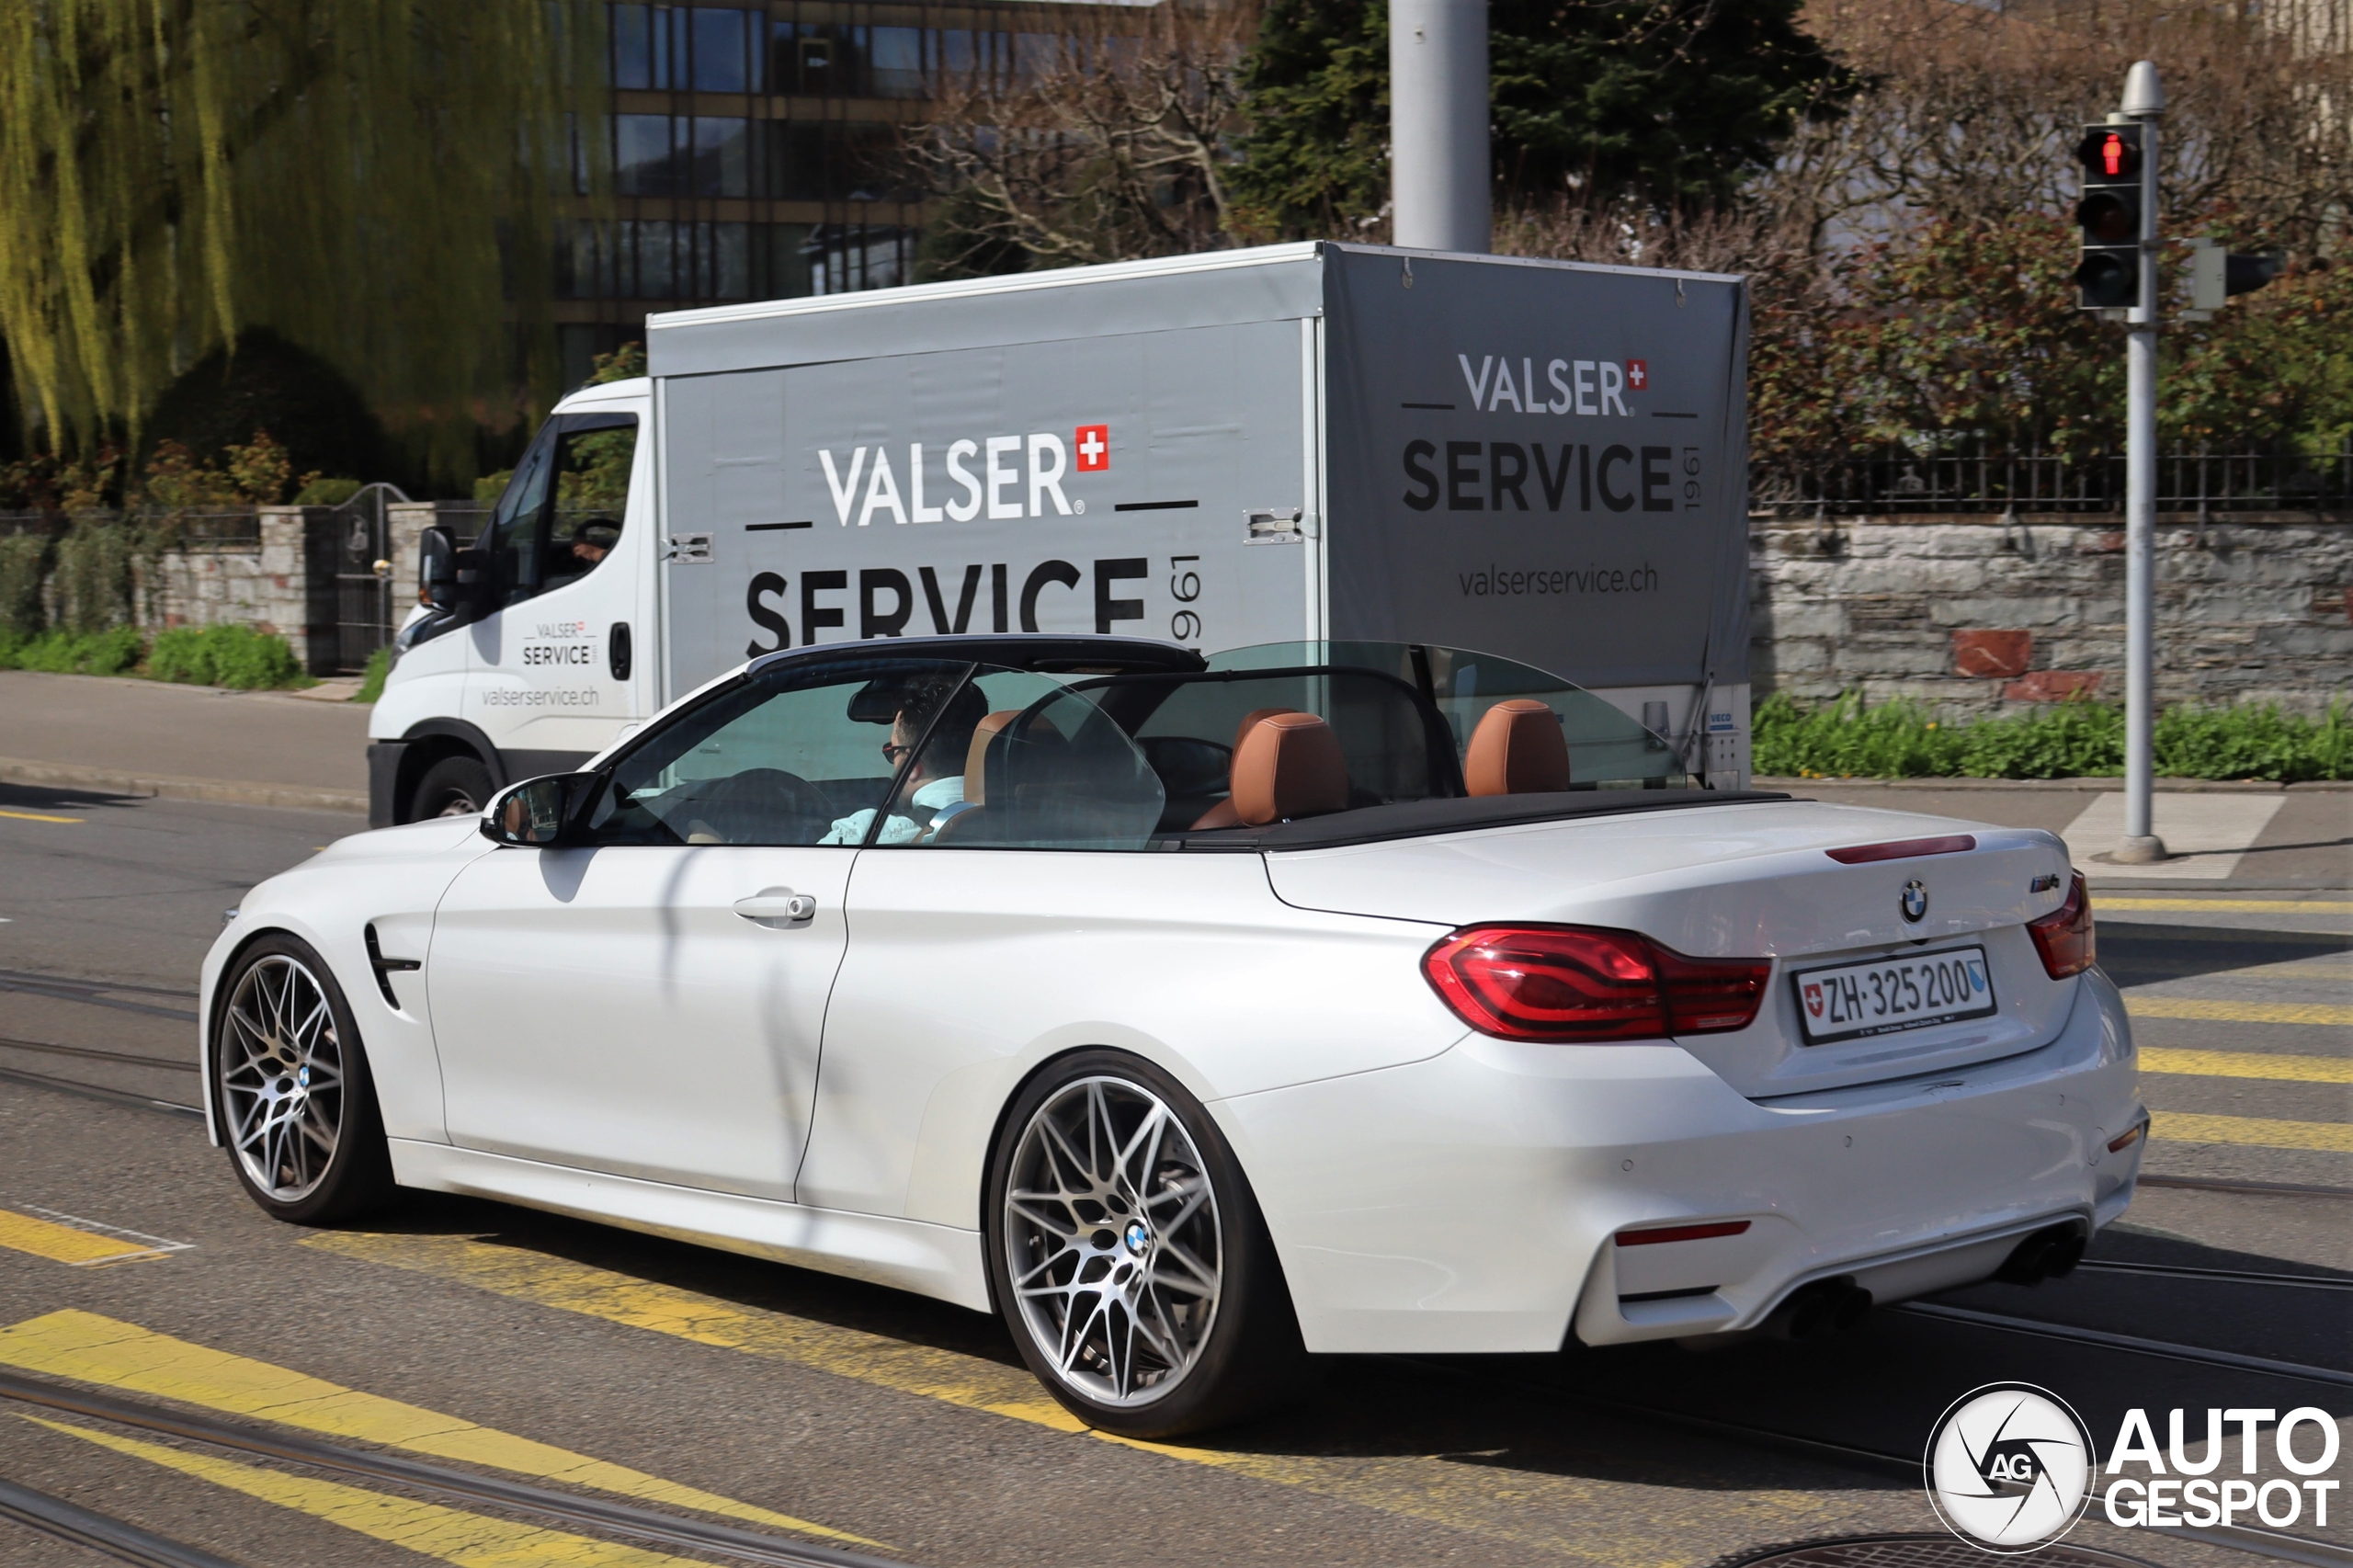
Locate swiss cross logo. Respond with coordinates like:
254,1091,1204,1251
1802,982,1824,1019
1075,425,1109,472
1625,359,1649,392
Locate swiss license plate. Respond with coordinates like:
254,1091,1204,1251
1792,945,1996,1045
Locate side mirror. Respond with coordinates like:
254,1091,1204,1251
418,526,492,615
481,772,599,847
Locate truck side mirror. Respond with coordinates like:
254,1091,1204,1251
418,527,459,609
418,526,493,616
481,772,600,846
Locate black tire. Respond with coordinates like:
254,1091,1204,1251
211,934,397,1225
983,1049,1308,1437
410,755,494,820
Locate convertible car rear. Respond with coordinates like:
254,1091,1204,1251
201,636,2141,1437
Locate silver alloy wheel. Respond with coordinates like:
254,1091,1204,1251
1002,1075,1222,1407
218,954,345,1202
434,790,480,818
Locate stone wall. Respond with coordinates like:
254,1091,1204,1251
1750,510,2353,714
138,508,339,673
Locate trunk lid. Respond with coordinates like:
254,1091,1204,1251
1262,799,2085,1098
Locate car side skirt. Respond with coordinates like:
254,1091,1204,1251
386,1141,992,1312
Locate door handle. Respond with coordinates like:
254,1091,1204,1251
733,893,816,922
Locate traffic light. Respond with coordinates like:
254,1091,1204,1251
2188,239,2282,311
2074,122,2144,309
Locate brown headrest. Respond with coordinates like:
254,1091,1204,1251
1230,712,1349,825
1464,699,1572,796
962,710,1021,805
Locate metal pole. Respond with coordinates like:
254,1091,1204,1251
1390,0,1490,253
2114,60,2167,865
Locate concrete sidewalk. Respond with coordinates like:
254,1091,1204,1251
0,670,369,812
1768,778,2351,892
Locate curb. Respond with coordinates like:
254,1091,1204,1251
0,757,367,814
1753,775,2351,793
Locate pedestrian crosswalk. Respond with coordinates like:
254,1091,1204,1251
2103,901,2350,1176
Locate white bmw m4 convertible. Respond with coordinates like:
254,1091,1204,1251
202,636,2142,1437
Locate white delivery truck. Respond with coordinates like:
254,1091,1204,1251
369,240,1754,825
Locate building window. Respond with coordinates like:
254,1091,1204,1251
691,6,756,91
871,27,925,98
692,117,751,197
614,113,680,196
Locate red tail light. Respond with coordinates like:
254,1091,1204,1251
2028,871,2096,978
1423,925,1771,1042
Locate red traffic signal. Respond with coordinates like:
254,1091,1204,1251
2074,121,2145,311
2076,128,2142,181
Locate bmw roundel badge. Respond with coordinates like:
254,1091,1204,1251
1900,879,1928,924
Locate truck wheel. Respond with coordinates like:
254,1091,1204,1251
411,756,493,819
985,1050,1309,1438
212,935,397,1225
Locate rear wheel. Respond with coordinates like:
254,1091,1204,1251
410,755,493,819
212,935,395,1224
984,1050,1307,1437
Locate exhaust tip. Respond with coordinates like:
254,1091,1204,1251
1995,1221,2090,1286
1761,1277,1872,1341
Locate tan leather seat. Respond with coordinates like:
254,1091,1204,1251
1464,699,1572,795
1224,711,1349,825
1188,707,1304,830
926,710,1021,844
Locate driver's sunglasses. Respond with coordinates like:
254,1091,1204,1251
881,741,915,762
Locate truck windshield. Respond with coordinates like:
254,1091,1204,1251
1206,642,1690,790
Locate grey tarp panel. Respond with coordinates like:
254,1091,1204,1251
1319,244,1749,691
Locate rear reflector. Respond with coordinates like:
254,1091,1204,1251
1422,926,1771,1042
2029,871,2097,978
1616,1220,1752,1246
1824,835,1977,864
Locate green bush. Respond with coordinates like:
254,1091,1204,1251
354,645,392,702
0,627,145,676
0,531,47,637
147,623,304,689
1755,691,2351,783
50,520,137,633
293,476,365,506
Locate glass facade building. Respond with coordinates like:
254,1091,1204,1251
557,1,1104,388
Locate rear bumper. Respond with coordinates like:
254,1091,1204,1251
1214,970,2140,1356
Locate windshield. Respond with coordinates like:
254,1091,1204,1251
1206,642,1690,790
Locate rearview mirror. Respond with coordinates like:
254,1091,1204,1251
481,773,599,847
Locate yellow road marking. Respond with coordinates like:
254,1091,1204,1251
0,1311,880,1550
25,1416,710,1567
2153,1112,2353,1154
305,1232,1847,1565
2098,898,2353,913
2141,1047,2353,1084
2125,997,2353,1027
0,807,80,824
0,1209,172,1267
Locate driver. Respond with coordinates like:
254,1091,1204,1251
820,682,988,845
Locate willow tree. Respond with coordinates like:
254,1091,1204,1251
0,2,603,485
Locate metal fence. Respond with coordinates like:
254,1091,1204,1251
1751,442,2353,517
0,508,263,544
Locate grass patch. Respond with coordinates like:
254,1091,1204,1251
0,627,145,676
1755,691,2353,783
353,645,392,702
147,624,305,689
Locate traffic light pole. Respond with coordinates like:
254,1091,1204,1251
2115,62,2167,865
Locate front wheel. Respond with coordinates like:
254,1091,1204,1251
410,755,493,820
212,935,396,1224
984,1051,1307,1437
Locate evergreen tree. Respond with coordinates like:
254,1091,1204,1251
1231,0,1853,237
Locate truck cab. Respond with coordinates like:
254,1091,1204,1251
368,377,656,824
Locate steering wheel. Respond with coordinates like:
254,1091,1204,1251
675,768,837,844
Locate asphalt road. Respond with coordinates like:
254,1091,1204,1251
0,781,2344,1568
